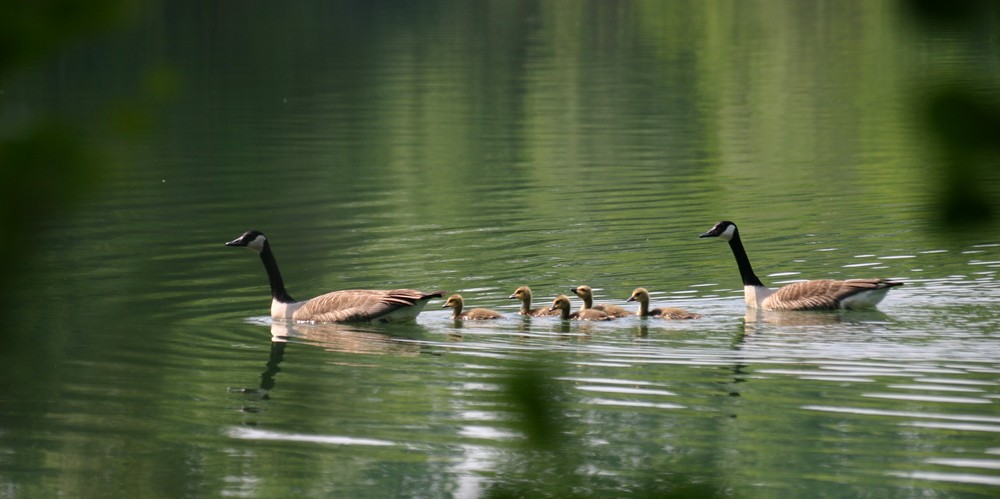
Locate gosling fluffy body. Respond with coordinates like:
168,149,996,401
443,294,504,320
549,294,614,321
508,286,561,317
569,285,631,318
627,288,701,319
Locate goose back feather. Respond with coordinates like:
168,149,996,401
761,279,898,311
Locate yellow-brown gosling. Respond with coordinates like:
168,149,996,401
226,230,443,322
442,294,504,320
508,286,561,317
569,285,631,318
700,221,903,311
626,288,701,320
549,294,614,321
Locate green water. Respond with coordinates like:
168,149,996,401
2,1,1000,497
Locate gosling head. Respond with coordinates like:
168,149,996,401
627,288,650,304
442,294,465,309
226,230,268,253
699,221,738,242
569,285,594,299
548,294,572,312
509,286,532,301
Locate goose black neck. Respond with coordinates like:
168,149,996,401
728,231,766,288
259,242,295,303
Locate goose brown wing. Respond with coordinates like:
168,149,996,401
762,279,891,311
293,289,442,322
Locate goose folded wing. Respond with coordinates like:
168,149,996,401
294,289,435,322
763,279,891,311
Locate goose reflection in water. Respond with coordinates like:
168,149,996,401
742,308,893,328
229,340,286,414
233,321,429,413
269,321,424,357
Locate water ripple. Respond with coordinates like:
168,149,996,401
862,393,993,404
228,427,396,447
887,471,1000,486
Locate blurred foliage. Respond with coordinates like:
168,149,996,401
904,0,1000,228
0,0,143,290
0,0,154,439
484,360,726,498
0,0,140,75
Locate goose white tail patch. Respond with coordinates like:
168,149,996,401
839,287,892,309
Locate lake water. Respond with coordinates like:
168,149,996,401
3,1,1000,497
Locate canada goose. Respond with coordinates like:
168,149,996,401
508,286,561,317
569,285,631,318
442,294,504,320
226,230,444,322
699,221,902,311
549,294,614,321
626,288,701,319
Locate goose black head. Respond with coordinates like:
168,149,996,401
699,221,738,241
226,230,268,253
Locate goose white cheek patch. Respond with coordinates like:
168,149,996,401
247,235,266,253
719,224,737,241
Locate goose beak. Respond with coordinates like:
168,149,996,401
698,230,716,238
225,238,244,247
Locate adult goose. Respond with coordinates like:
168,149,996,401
569,285,631,318
508,286,561,317
442,294,504,320
226,230,444,322
549,295,614,321
699,221,902,311
626,288,701,319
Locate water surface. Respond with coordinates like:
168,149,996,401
2,1,999,497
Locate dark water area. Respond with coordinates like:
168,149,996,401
2,1,999,497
